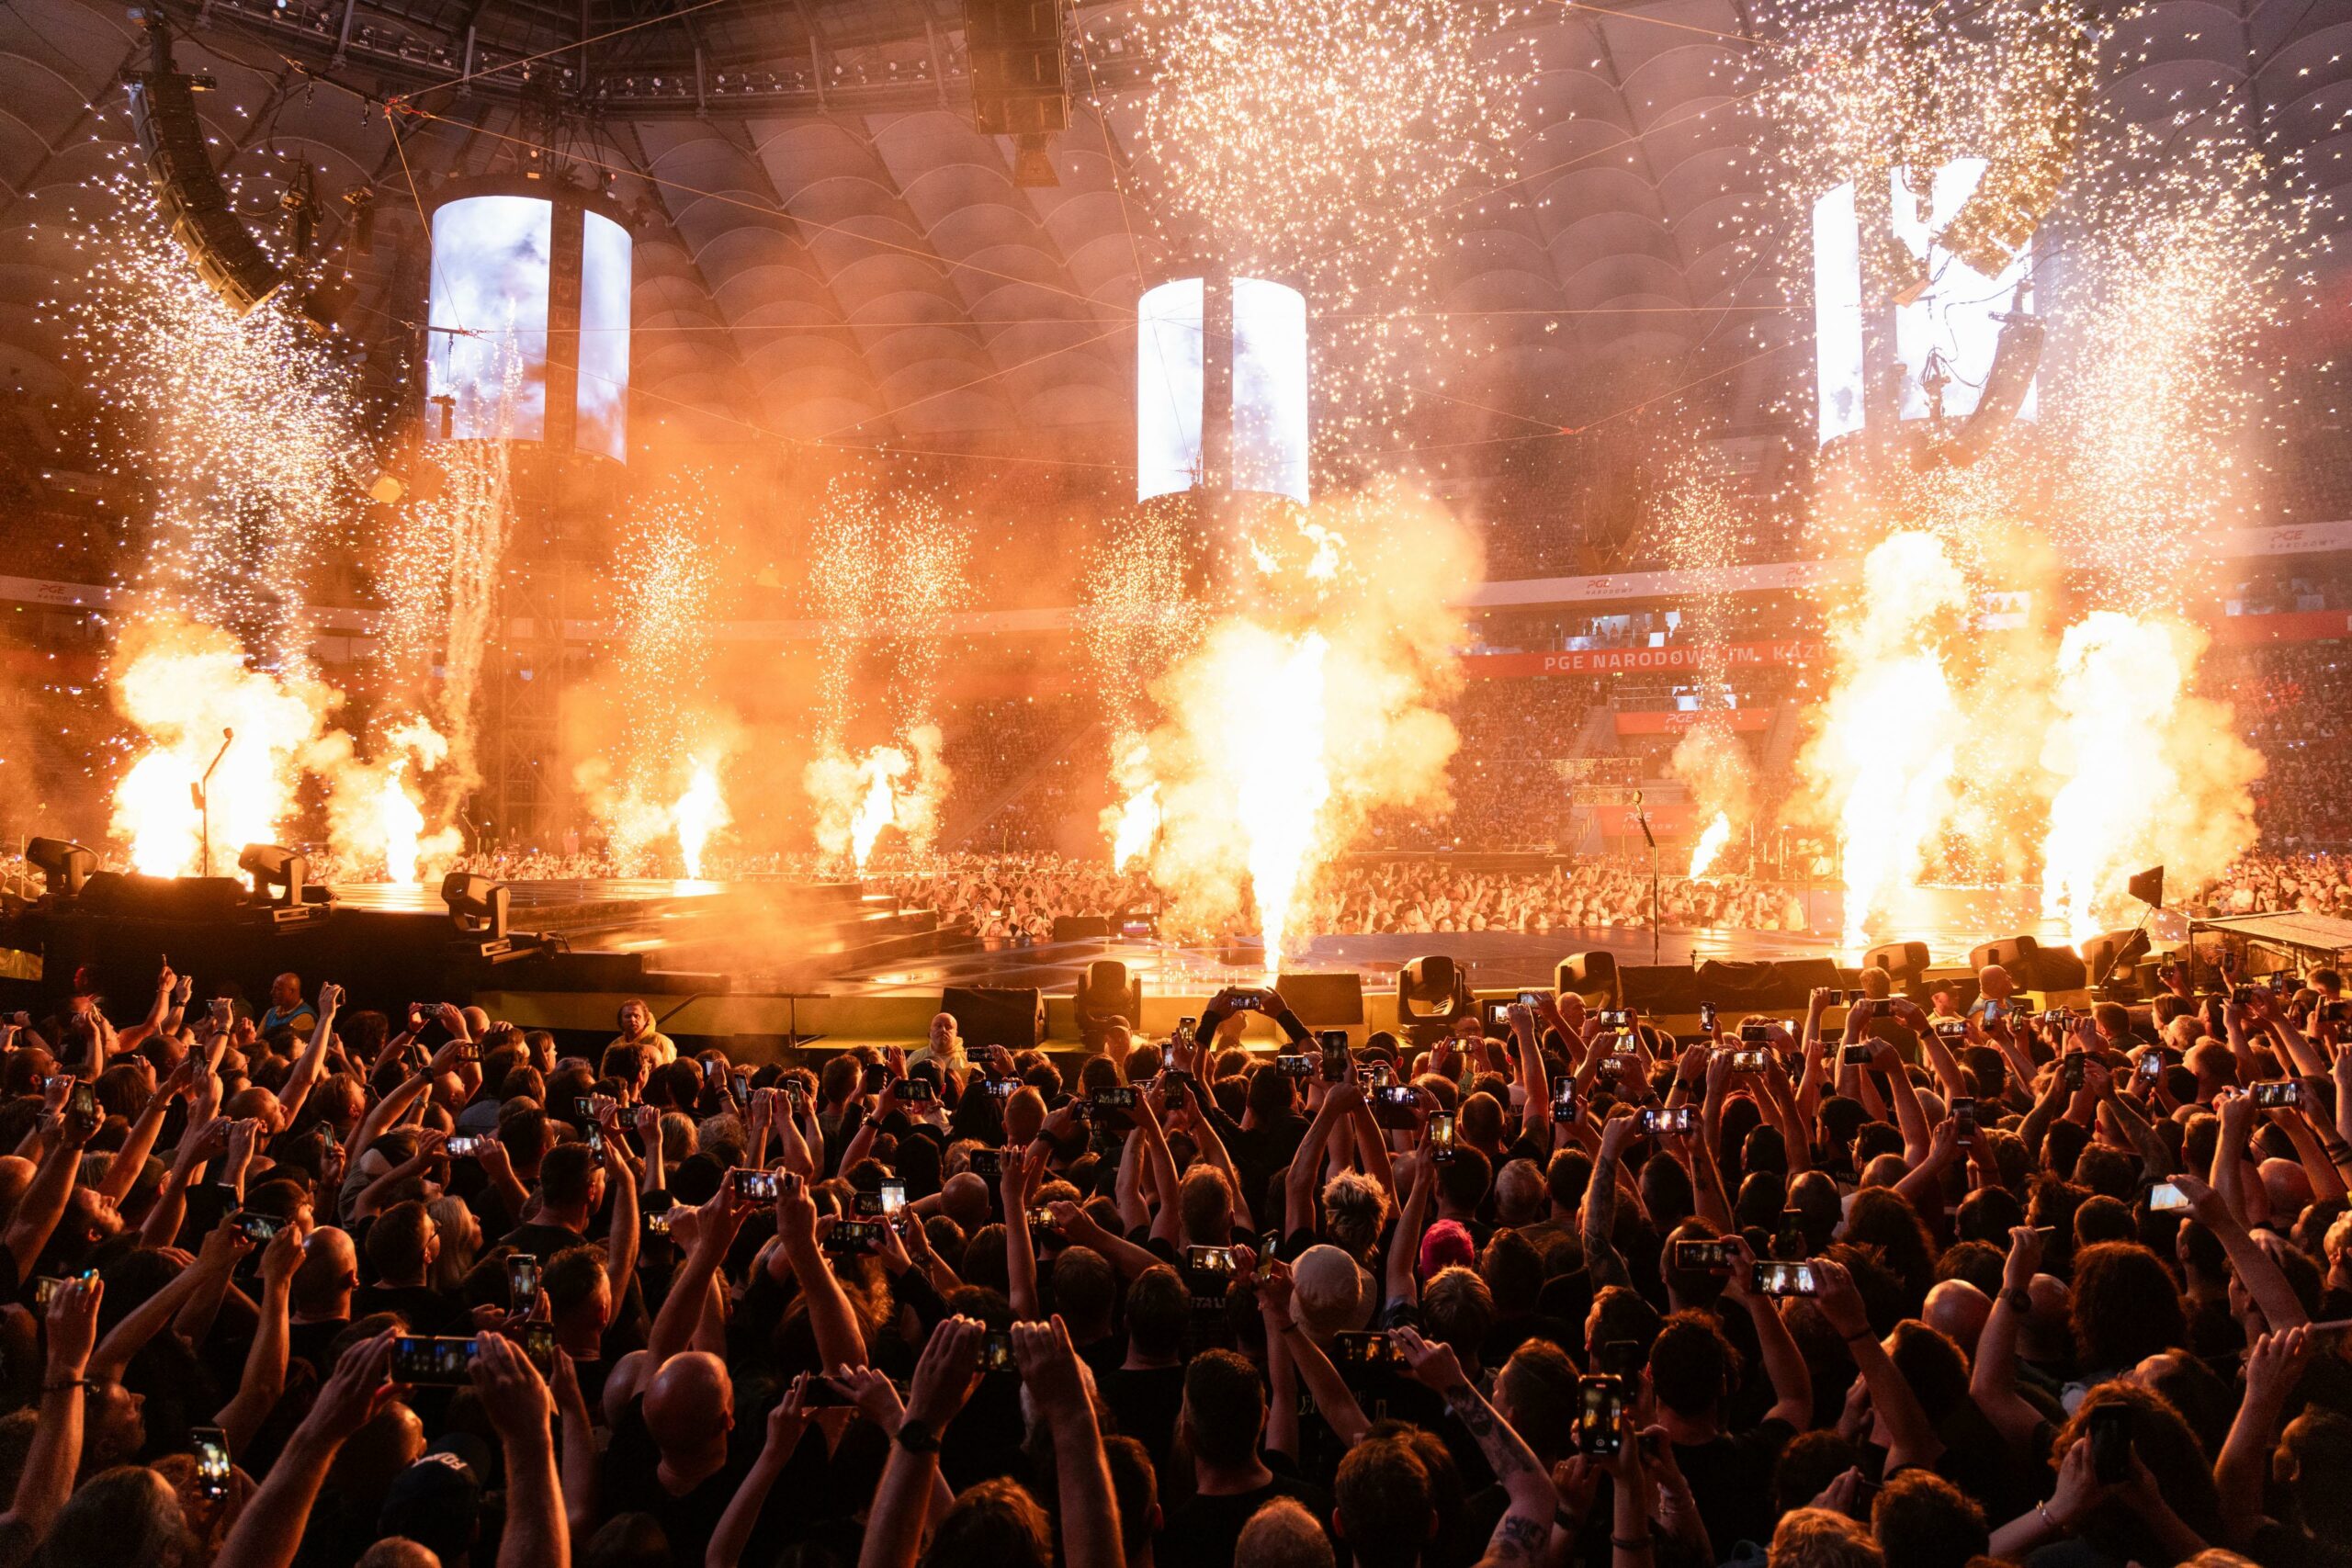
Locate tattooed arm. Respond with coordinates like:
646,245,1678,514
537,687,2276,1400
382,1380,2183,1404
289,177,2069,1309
1390,1325,1557,1565
1580,1111,1637,1291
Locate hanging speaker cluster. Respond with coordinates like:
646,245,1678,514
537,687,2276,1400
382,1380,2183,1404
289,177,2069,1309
962,0,1069,186
122,14,285,316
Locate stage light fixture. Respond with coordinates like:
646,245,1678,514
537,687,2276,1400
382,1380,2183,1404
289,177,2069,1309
442,872,511,943
1396,954,1474,1043
1073,959,1142,1048
237,843,310,908
1138,272,1308,503
25,839,98,898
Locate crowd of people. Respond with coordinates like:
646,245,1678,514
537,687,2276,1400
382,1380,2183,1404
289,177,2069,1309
870,855,1810,944
0,947,2346,1568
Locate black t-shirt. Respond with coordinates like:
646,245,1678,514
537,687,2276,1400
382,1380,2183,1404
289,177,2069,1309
1672,1416,1794,1556
353,1282,469,1337
1102,1364,1187,1469
288,1317,352,1380
1157,1472,1332,1568
603,1389,800,1552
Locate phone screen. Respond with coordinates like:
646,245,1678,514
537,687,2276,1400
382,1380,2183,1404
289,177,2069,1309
1577,1376,1623,1455
191,1427,232,1500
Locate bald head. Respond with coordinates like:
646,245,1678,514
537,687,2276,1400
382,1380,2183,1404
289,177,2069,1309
292,1226,358,1317
356,1540,444,1568
1922,1279,1991,1356
644,1350,733,1458
2261,1156,2314,1219
942,1171,991,1231
1978,964,2015,1000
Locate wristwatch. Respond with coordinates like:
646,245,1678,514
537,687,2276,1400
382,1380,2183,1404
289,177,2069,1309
894,1416,942,1454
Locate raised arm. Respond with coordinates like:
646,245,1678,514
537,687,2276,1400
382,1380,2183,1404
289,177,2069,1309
472,1332,569,1568
1285,1077,1357,1234
1004,1143,1045,1321
649,1188,755,1367
0,1275,99,1556
214,1331,398,1568
2171,1170,2308,1332
708,1379,812,1568
1393,1326,1558,1567
1815,1258,1941,1472
600,1116,640,1302
774,1174,868,1370
6,1113,92,1280
1260,1260,1370,1447
1385,1152,1435,1311
277,983,343,1127
1721,1238,1812,1427
1579,1113,1637,1292
2217,1325,2308,1540
858,1318,982,1568
1015,1317,1124,1568
1971,1226,2052,1451
216,1224,301,1455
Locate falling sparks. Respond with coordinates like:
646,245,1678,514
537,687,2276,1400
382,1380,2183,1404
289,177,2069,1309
379,438,514,797
1134,0,1533,442
53,169,365,669
800,481,967,863
582,476,727,872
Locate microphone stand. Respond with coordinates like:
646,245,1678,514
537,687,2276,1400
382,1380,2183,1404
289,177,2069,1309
193,728,233,878
1634,792,1658,966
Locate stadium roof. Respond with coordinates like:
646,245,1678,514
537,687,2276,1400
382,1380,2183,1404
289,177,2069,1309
1,0,2347,458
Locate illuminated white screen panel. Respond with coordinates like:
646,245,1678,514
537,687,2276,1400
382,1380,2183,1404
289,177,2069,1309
1813,181,1866,446
1891,159,2036,423
1231,276,1308,503
576,209,632,463
426,195,551,442
1138,279,1205,502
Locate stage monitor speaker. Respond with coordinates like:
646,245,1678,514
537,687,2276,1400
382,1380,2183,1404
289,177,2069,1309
77,873,245,922
1695,957,1844,1010
125,21,283,316
2080,928,2151,988
1556,951,1620,1006
238,844,308,908
1621,964,1702,1016
1275,972,1364,1027
1969,933,2086,992
1050,916,1112,942
441,874,509,941
25,839,98,898
943,985,1046,1052
1863,941,1931,991
962,0,1068,183
1073,960,1142,1046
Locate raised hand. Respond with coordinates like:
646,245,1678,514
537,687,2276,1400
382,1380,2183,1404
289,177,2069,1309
469,1330,554,1446
1011,1314,1090,1419
903,1315,985,1431
306,1328,399,1440
1388,1323,1466,1394
43,1271,101,1378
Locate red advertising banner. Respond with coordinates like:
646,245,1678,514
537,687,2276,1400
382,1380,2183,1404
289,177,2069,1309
2206,609,2352,645
1464,639,1827,678
1612,708,1776,735
1589,802,1697,836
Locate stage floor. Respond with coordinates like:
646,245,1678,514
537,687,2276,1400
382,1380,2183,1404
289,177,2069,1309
328,876,2116,998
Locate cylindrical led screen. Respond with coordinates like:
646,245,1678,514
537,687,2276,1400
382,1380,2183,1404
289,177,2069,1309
1136,276,1307,503
426,194,552,443
577,209,632,462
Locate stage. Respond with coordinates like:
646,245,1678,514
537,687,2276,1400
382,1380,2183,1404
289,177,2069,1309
2,869,2148,1055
